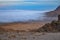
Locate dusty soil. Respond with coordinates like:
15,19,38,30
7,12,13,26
0,22,60,40
0,22,45,31
0,32,60,40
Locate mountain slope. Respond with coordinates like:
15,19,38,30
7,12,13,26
0,22,45,32
36,20,60,32
45,6,60,17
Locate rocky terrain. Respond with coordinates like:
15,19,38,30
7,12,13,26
34,20,60,32
0,31,60,40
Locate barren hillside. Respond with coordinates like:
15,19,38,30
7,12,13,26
0,22,45,31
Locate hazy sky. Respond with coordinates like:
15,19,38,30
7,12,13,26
0,0,59,6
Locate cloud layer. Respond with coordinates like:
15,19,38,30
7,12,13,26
0,10,48,22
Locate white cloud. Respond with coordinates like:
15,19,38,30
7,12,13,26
0,10,48,22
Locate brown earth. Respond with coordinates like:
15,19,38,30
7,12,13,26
0,22,45,32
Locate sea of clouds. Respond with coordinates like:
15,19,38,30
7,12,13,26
0,10,50,22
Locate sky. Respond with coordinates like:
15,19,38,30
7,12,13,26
0,0,59,1
0,0,60,22
0,0,60,10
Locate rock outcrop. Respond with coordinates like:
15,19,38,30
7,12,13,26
36,21,60,32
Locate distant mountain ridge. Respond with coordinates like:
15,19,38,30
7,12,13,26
45,6,60,17
55,6,60,11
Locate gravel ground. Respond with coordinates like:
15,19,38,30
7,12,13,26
0,32,60,40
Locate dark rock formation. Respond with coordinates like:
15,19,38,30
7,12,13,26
58,15,60,21
35,20,60,32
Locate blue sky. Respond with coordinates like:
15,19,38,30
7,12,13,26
0,0,59,1
0,0,60,10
